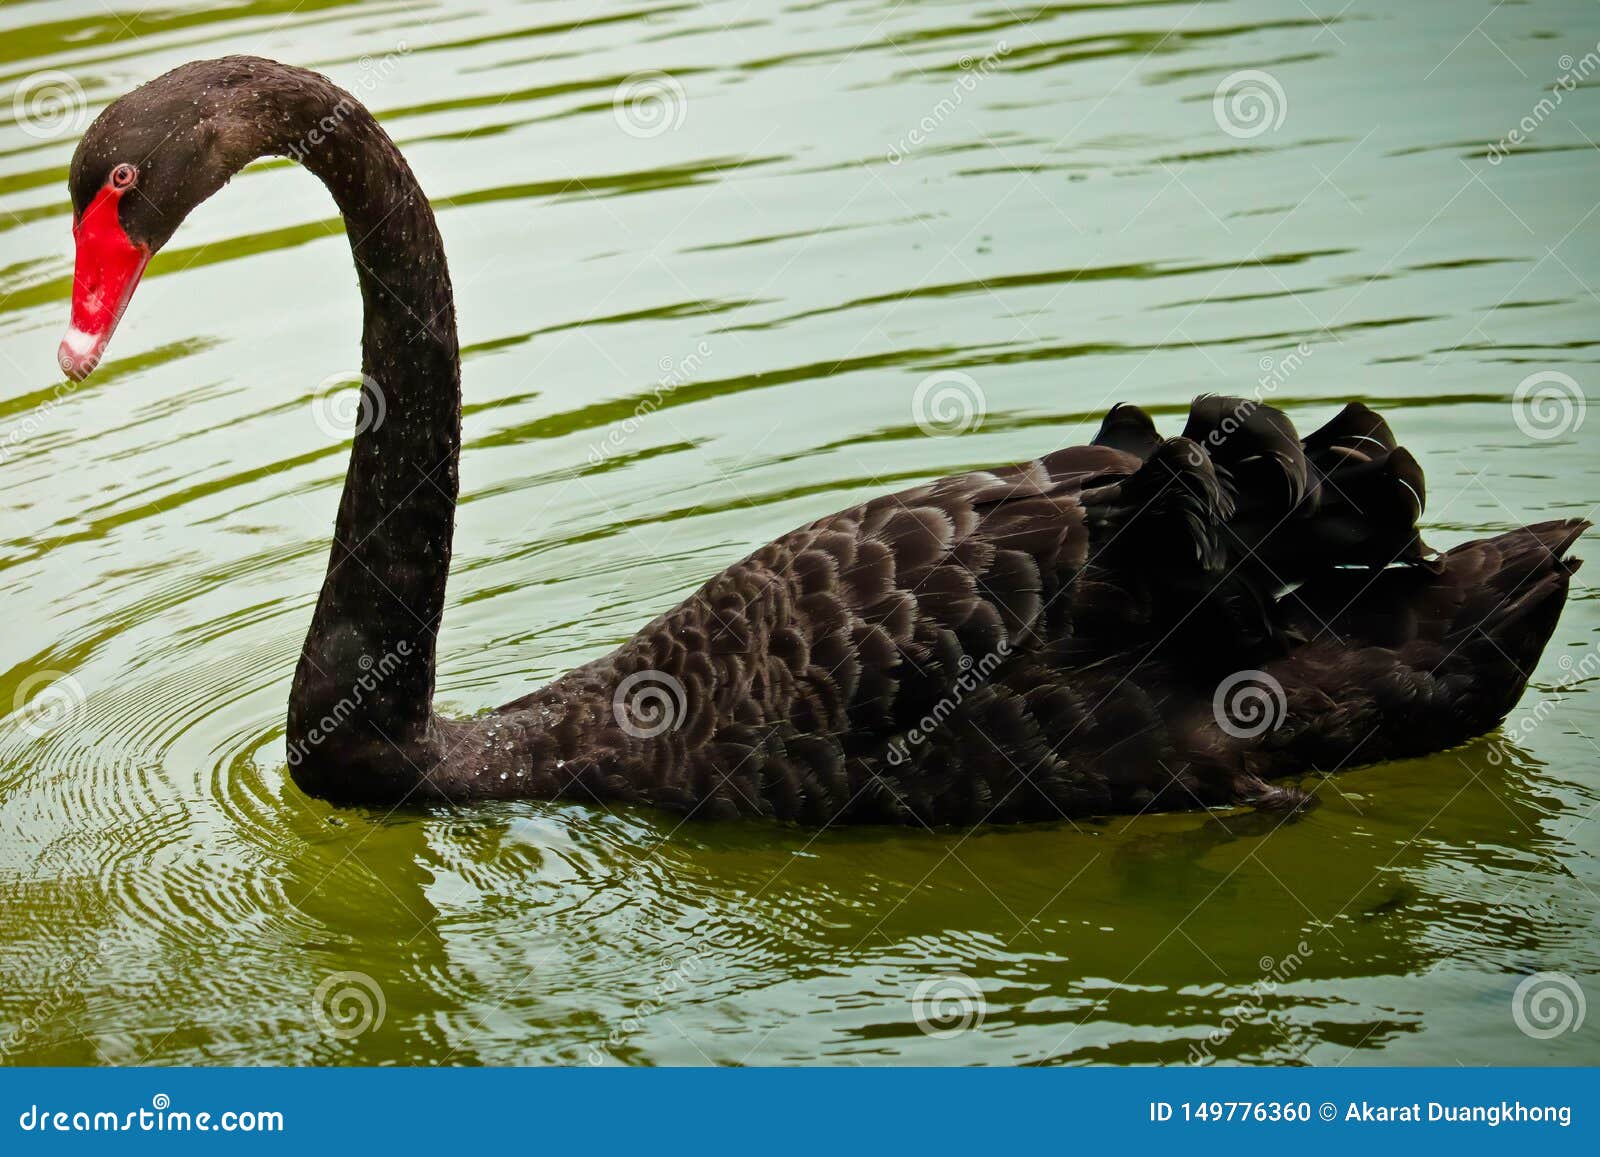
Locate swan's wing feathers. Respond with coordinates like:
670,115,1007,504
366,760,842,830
580,410,1288,821
1091,402,1162,458
519,400,1581,827
1181,396,1311,567
1300,400,1397,460
577,457,1138,820
1288,443,1437,571
1166,395,1440,589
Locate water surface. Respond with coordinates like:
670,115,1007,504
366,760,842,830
1,0,1597,1065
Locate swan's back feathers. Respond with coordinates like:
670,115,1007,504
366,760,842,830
486,397,1584,824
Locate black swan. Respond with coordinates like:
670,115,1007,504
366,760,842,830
57,57,1585,824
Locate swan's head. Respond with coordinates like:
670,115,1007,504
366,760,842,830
59,58,277,380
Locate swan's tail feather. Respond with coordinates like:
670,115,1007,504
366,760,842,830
1439,520,1586,711
1278,518,1587,758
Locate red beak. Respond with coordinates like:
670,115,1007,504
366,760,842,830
59,184,149,381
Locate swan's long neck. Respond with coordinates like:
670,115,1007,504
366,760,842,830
264,72,461,774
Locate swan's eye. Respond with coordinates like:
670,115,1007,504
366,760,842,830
109,163,138,191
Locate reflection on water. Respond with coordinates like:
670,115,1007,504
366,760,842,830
1,0,1597,1065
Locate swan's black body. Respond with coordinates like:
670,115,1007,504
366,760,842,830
65,58,1584,825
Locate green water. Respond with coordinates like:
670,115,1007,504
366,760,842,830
2,0,1598,1066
